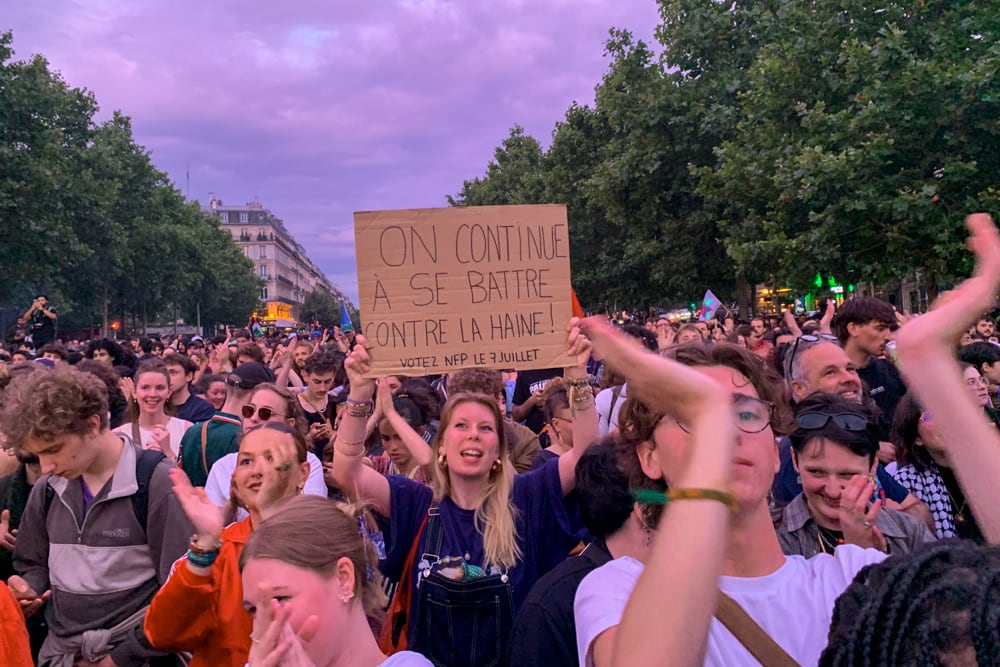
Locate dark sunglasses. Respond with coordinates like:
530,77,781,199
796,411,869,431
241,405,285,421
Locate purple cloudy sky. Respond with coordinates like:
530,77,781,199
8,1,660,303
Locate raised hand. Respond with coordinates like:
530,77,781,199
838,475,884,550
147,424,176,460
344,335,376,400
248,583,319,667
170,467,225,545
255,433,306,517
565,317,592,370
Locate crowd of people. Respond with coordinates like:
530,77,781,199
1,213,1000,666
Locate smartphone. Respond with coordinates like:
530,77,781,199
869,474,886,506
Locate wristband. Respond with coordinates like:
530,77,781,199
632,487,737,512
187,549,220,569
189,535,222,554
346,398,374,418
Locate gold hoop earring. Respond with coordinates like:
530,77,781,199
492,458,502,472
438,453,447,469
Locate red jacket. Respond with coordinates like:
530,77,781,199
145,518,254,667
0,582,32,666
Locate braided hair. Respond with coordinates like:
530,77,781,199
820,540,1000,667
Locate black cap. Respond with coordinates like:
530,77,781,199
226,362,274,390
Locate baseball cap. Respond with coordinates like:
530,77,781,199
225,362,275,390
190,335,203,343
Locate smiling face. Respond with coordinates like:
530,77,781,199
134,370,170,416
439,398,502,480
642,365,779,510
794,437,874,530
205,380,228,410
793,342,862,403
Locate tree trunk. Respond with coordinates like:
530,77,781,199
736,275,752,320
101,287,110,339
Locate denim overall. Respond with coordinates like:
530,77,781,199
410,506,515,667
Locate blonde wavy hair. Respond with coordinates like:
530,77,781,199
429,392,521,569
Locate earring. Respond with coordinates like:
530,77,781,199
296,483,304,494
492,459,502,472
438,453,447,469
339,589,355,604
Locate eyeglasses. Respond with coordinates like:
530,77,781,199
677,395,774,434
785,334,840,379
241,405,285,421
796,411,869,431
965,376,988,388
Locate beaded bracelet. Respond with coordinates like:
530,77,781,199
187,549,220,568
346,398,374,418
189,535,222,554
632,487,737,512
563,377,592,389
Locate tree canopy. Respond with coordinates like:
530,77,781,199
450,0,1000,312
0,31,262,333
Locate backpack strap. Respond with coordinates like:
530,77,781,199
715,591,800,667
200,419,211,477
41,449,165,535
131,449,167,535
606,384,624,432
131,421,142,446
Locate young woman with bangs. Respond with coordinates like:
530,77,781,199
332,321,596,667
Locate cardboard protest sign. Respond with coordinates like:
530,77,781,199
354,205,574,376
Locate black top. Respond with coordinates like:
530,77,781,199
507,539,612,667
858,357,907,439
0,463,33,581
512,368,563,434
30,307,55,347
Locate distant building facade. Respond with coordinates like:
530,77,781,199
203,197,336,328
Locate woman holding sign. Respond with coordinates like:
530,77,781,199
333,320,596,667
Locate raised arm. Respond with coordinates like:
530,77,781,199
894,213,1000,544
331,336,391,516
556,318,598,494
579,316,735,667
377,379,433,468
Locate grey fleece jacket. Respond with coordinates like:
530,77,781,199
14,440,193,666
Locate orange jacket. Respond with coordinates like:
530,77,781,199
144,518,254,667
0,582,32,667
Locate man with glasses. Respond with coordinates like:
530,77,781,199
176,362,273,486
774,336,934,530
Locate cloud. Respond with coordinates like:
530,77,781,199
7,0,661,305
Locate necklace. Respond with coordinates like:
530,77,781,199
817,526,844,555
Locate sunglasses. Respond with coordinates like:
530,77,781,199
241,405,285,421
785,333,840,376
677,395,774,434
796,411,869,431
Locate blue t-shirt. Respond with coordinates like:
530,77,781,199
378,458,582,613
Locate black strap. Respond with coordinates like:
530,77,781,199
606,385,624,431
43,449,166,534
420,505,444,563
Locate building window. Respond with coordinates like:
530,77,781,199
259,245,268,259
240,212,249,223
259,264,268,279
220,211,229,223
260,286,268,300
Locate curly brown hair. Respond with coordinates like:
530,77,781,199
0,366,109,450
616,341,792,528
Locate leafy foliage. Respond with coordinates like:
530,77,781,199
0,31,262,332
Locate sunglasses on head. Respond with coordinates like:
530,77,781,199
786,333,840,375
796,411,869,431
242,405,285,421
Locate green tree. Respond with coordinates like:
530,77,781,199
698,0,1000,294
298,289,341,328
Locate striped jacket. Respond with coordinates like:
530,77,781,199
14,440,192,666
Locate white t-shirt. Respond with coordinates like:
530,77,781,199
595,384,628,437
380,651,433,666
574,546,886,667
113,417,192,458
205,451,328,520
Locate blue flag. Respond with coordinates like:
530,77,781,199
699,289,722,322
340,303,354,333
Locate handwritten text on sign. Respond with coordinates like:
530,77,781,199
354,205,574,376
